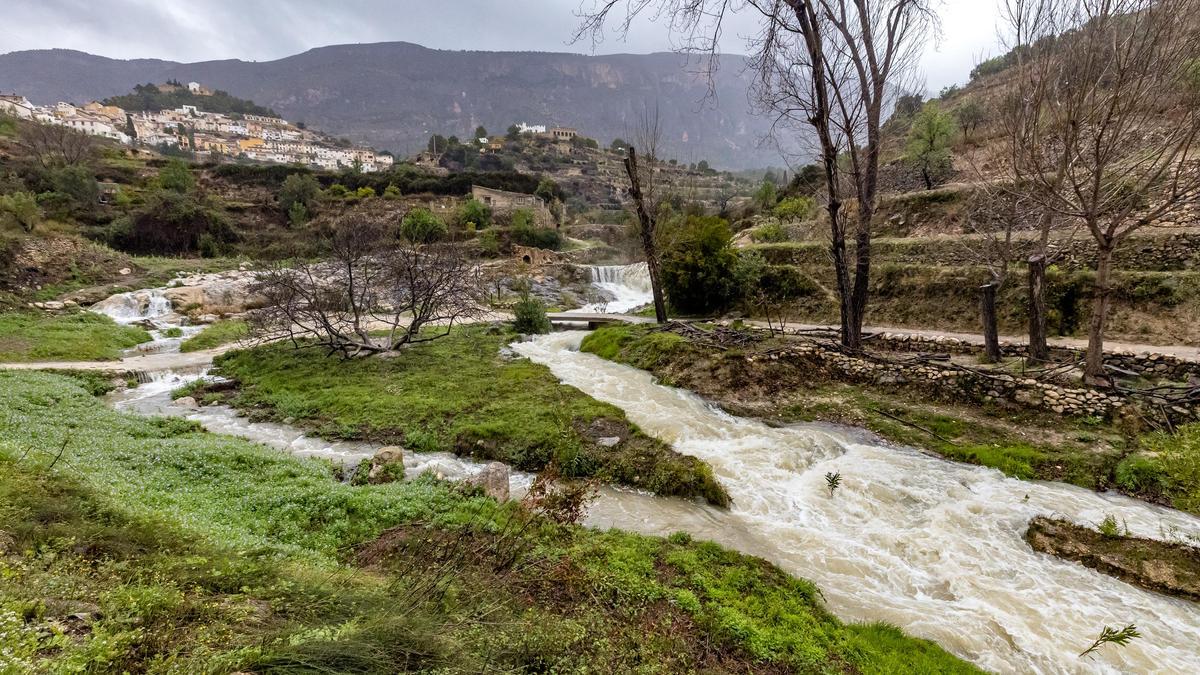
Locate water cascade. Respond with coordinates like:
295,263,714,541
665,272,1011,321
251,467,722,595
577,263,654,314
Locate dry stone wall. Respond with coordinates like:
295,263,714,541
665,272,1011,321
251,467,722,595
871,333,1200,383
750,340,1198,422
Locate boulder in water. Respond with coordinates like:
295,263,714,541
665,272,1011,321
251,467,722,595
367,446,406,484
175,396,199,408
464,462,511,501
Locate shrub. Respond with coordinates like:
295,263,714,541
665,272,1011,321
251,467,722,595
109,191,235,255
477,229,501,257
661,215,740,314
511,210,563,250
279,173,321,212
401,207,447,243
753,221,789,243
327,183,349,199
287,201,309,227
157,159,195,193
512,289,551,334
458,197,492,229
355,186,376,200
753,180,777,211
773,196,814,221
51,166,99,209
383,184,402,200
0,192,42,233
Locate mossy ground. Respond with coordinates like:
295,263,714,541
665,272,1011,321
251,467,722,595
0,311,151,362
582,324,1200,516
0,370,977,673
205,326,730,506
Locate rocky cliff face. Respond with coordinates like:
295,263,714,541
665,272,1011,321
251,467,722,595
0,43,780,169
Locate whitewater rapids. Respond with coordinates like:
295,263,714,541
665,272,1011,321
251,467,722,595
512,331,1200,675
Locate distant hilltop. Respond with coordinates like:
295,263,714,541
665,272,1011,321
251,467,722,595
0,43,783,170
0,88,393,172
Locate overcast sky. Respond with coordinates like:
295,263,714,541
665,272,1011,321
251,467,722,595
0,1,1004,95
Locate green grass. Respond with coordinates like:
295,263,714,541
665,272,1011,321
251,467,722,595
0,311,151,362
1117,425,1200,513
211,326,730,506
0,370,978,673
180,318,248,352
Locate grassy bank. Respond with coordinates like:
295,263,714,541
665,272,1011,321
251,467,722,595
203,326,729,506
582,324,1200,515
0,371,977,672
0,311,150,362
180,318,248,352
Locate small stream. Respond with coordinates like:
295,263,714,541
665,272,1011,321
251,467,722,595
89,265,1200,674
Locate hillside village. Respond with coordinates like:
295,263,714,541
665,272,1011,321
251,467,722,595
0,81,394,172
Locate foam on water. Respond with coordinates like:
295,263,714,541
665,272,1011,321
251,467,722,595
512,331,1200,674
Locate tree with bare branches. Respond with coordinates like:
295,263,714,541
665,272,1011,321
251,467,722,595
577,0,936,349
250,215,486,357
622,106,671,322
17,120,96,170
996,0,1200,381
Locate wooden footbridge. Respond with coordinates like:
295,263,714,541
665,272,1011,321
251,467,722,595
546,313,655,329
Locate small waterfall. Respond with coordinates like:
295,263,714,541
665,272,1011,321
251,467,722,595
90,289,175,325
580,263,654,314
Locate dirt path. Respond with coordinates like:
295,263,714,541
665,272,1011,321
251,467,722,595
752,320,1200,361
0,344,235,373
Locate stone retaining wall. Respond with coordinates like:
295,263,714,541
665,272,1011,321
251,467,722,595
870,333,1200,383
752,341,1198,422
751,231,1200,272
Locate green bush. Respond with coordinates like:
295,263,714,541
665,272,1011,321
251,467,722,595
661,215,740,314
157,159,195,193
382,184,403,200
51,166,100,209
355,186,376,200
287,201,308,227
0,192,42,233
327,183,349,198
459,197,492,229
773,196,814,221
753,221,789,243
512,290,551,334
401,207,448,243
511,210,563,250
278,173,321,213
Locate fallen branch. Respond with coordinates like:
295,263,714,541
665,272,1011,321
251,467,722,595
870,407,958,445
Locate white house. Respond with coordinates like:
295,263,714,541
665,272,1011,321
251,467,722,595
0,94,34,119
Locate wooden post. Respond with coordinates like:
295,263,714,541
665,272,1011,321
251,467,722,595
980,283,1001,363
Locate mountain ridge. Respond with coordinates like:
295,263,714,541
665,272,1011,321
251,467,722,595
0,42,779,169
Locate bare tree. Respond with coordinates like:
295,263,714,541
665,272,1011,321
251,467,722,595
623,105,670,322
577,0,936,349
17,120,96,169
250,216,486,357
997,0,1200,382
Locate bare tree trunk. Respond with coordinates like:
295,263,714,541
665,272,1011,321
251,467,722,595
624,146,668,323
980,283,1001,363
1027,254,1049,362
1084,243,1115,383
